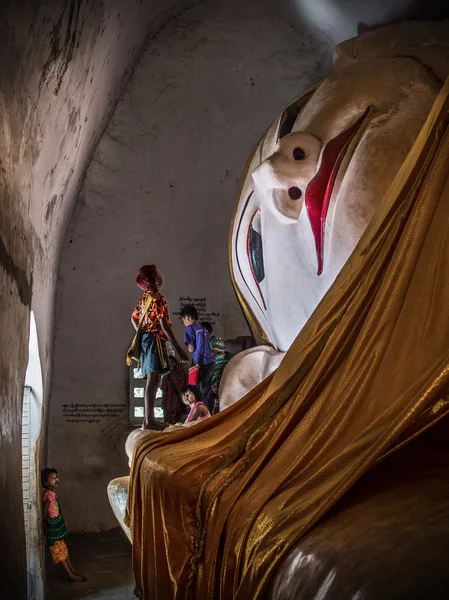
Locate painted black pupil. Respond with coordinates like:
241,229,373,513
293,147,305,160
288,186,302,200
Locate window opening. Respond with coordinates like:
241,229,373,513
129,367,165,426
22,311,45,599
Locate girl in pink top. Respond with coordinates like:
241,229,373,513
41,468,86,582
181,385,211,423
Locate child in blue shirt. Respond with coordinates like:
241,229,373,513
180,304,215,412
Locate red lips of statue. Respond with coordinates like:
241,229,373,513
305,108,369,275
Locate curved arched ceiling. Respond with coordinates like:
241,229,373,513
1,0,448,595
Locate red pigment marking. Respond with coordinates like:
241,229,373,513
305,108,369,275
246,208,267,310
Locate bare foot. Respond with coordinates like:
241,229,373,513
142,420,166,431
69,574,87,583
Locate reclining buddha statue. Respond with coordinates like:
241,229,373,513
110,20,449,600
220,19,449,409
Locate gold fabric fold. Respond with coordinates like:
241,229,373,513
127,78,449,600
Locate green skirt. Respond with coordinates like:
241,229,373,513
46,511,69,546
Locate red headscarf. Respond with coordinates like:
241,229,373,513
136,265,163,292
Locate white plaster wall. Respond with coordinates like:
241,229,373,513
0,0,190,593
50,0,332,531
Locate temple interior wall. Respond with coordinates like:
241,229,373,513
49,0,449,533
0,0,187,591
1,0,447,594
278,0,448,44
48,0,332,532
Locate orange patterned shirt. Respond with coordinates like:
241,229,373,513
132,292,171,339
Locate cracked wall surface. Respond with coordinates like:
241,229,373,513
0,0,188,595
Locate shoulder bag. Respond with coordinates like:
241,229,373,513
125,293,154,368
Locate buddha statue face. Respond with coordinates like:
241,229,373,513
231,55,441,352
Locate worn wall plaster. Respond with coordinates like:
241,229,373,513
0,0,188,594
50,0,449,533
2,0,448,594
49,0,332,531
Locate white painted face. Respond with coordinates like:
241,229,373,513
231,57,441,351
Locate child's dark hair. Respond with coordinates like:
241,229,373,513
180,384,200,401
41,467,57,488
201,321,213,334
180,304,198,320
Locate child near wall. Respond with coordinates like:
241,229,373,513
180,304,215,412
130,265,188,429
41,468,87,582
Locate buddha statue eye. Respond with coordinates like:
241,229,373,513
293,147,305,160
288,186,302,200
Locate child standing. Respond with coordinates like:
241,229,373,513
130,265,188,430
180,304,215,412
181,385,211,423
201,322,231,410
41,468,86,583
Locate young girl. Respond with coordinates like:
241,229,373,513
130,265,188,430
181,384,211,423
41,468,86,583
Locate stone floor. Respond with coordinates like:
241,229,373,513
46,528,135,599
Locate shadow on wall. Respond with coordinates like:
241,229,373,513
225,336,256,356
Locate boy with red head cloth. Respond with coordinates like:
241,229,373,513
131,265,187,429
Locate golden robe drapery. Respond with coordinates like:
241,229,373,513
127,79,449,600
